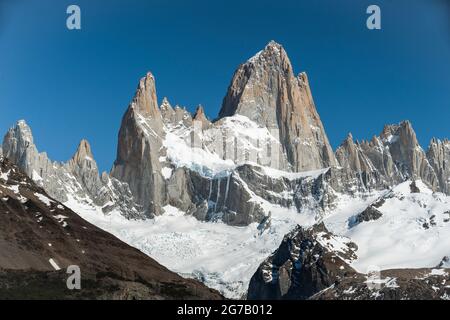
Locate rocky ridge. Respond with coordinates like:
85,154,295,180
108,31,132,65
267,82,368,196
1,121,141,219
3,41,450,228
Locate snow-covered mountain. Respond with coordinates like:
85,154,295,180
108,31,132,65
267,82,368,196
1,41,449,299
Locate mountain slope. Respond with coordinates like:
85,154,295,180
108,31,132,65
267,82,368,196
0,157,222,299
248,221,450,300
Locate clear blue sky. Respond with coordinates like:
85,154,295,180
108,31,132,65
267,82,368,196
1,0,449,172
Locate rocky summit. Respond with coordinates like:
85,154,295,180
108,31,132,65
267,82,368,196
220,41,337,172
1,41,449,300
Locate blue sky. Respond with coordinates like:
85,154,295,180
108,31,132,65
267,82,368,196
0,0,449,172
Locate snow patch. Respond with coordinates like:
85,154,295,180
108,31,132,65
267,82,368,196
48,258,61,271
34,193,53,206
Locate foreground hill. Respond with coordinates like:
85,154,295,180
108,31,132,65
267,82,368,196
0,157,222,299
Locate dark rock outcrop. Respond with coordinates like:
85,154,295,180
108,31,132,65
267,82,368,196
247,223,358,299
248,223,450,300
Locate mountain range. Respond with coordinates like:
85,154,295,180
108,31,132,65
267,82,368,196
1,41,449,300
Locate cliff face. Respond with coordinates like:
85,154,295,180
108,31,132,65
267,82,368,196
220,41,337,172
335,121,445,193
427,138,450,194
105,41,338,220
111,72,167,217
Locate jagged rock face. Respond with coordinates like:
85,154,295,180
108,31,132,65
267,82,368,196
3,120,70,202
427,138,450,194
247,223,358,299
219,41,337,172
65,139,106,204
349,199,384,228
193,105,211,130
132,72,161,120
381,121,438,188
160,97,193,127
2,121,141,219
111,73,167,217
2,120,51,181
335,133,374,173
165,166,266,226
248,223,450,300
336,121,445,194
358,136,401,185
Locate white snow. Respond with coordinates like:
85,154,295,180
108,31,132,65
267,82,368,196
61,170,450,298
53,214,68,227
260,166,329,180
161,167,173,180
163,130,235,177
64,196,316,299
324,180,450,273
162,114,287,177
6,184,19,194
429,269,448,276
32,170,43,184
48,258,61,271
0,170,10,181
34,192,53,206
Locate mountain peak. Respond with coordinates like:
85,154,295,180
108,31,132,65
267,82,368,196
72,139,94,163
264,40,284,54
219,41,336,171
2,120,36,166
131,72,160,118
346,132,354,142
17,119,29,127
160,97,174,112
193,104,206,118
193,105,211,129
161,97,171,107
381,120,418,147
266,39,282,47
247,40,289,66
11,119,34,143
